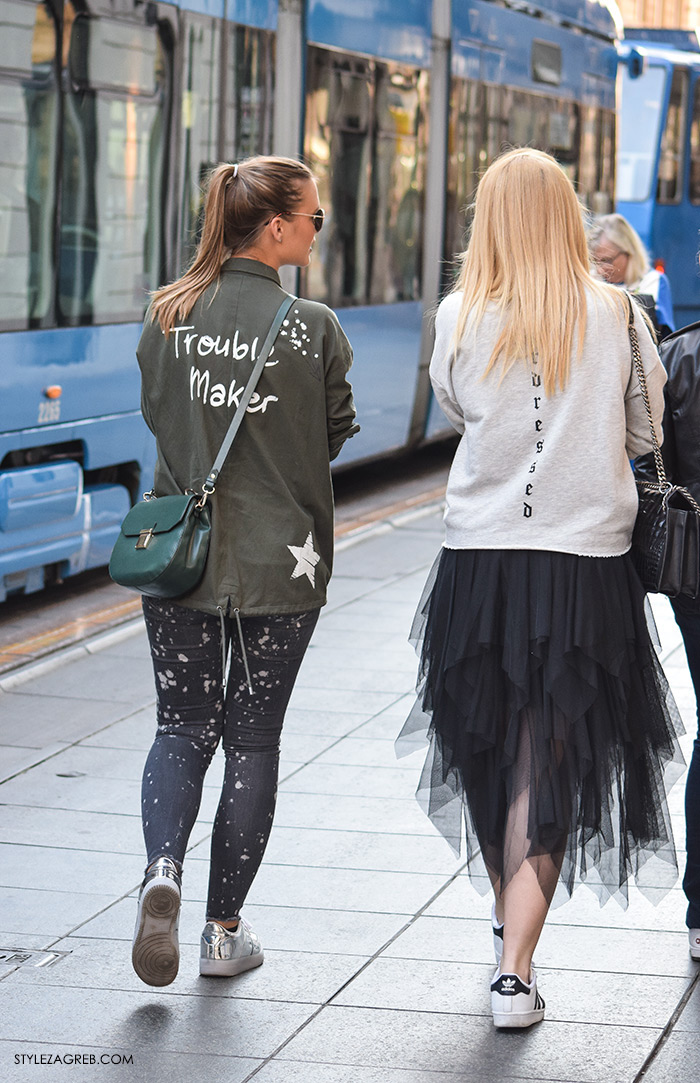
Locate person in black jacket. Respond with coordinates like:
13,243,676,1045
130,157,358,987
639,322,700,962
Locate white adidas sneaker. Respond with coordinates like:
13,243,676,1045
491,968,545,1028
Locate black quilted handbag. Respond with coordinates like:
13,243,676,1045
627,297,700,598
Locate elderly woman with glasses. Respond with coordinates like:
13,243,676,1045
589,212,675,339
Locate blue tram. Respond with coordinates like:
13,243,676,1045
617,29,700,329
0,0,620,600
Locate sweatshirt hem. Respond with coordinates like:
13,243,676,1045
442,541,632,559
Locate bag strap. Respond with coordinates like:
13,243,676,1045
626,293,668,487
199,294,296,500
627,294,700,515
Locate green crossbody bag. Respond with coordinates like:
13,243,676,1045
109,295,296,598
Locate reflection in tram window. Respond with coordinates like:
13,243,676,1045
179,18,275,273
0,0,58,329
657,68,688,205
447,78,611,270
304,48,426,308
59,3,171,324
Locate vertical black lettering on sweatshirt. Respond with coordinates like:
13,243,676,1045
520,359,545,520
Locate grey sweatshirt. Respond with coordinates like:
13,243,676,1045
429,289,665,557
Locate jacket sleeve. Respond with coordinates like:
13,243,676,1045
429,299,465,435
657,327,700,494
323,311,360,461
624,301,667,460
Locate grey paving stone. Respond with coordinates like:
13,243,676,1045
425,872,688,934
287,686,404,715
332,955,689,1028
0,982,314,1057
3,744,221,787
9,934,367,1005
0,887,122,941
669,973,700,1030
0,694,137,749
279,732,341,764
0,805,146,855
7,654,154,706
73,894,410,958
313,736,423,769
252,1065,511,1083
0,844,140,895
0,772,142,815
294,665,412,694
382,914,697,978
243,864,448,915
272,791,436,836
78,709,156,750
273,1004,660,1081
262,825,464,875
334,529,441,580
639,1031,700,1079
0,1043,260,1083
279,763,422,799
282,709,371,737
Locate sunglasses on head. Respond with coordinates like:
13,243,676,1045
286,208,325,232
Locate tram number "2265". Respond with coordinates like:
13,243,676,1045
37,401,61,424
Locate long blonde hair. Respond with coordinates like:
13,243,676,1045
151,156,314,336
454,148,624,396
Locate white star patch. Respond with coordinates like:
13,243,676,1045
287,532,320,587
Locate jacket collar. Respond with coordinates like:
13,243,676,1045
221,257,281,286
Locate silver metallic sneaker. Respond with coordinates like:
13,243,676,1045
132,856,181,987
199,917,264,977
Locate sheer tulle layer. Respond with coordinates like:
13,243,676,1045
396,548,685,908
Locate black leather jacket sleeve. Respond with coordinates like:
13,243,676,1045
635,321,700,502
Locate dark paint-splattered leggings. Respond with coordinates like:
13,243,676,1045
140,597,319,921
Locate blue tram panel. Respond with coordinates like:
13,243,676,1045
617,30,700,327
0,0,621,599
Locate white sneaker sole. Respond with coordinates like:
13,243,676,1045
199,950,264,977
132,880,180,987
492,1005,545,1028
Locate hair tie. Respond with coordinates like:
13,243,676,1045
233,163,238,178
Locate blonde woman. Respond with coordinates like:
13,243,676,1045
589,212,675,338
399,149,683,1028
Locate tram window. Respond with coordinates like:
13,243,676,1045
618,65,666,202
175,15,222,274
657,68,688,205
369,67,426,304
446,78,484,266
579,106,615,213
222,25,275,162
58,5,171,324
303,48,426,307
0,0,58,330
531,41,561,86
689,79,700,203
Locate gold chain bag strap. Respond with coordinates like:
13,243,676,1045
628,295,700,597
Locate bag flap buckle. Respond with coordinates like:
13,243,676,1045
135,528,154,550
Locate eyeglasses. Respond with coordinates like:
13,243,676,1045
595,249,628,267
286,208,325,232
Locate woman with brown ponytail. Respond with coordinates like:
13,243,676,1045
130,157,359,987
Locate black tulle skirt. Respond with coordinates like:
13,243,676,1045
396,547,685,907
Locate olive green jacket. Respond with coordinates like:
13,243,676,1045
136,258,359,616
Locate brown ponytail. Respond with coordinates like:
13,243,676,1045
150,156,314,335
